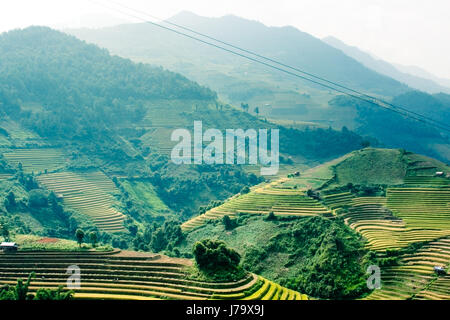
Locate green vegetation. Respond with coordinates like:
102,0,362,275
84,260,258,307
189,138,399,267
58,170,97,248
0,23,449,301
0,26,373,255
37,171,126,232
0,272,73,300
180,214,369,299
131,220,185,254
333,148,407,185
181,148,450,299
119,179,173,220
12,235,97,251
75,229,85,247
193,239,244,281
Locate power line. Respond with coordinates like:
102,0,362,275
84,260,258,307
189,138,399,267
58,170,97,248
89,0,450,133
106,0,450,131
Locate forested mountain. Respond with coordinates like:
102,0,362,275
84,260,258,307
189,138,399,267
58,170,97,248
0,26,368,242
0,26,216,138
323,36,450,94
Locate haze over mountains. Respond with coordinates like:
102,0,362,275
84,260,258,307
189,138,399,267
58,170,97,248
65,11,450,162
67,11,409,97
1,7,450,302
323,36,450,94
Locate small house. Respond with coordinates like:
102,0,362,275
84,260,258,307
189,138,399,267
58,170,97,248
433,266,446,275
0,242,18,252
435,171,444,177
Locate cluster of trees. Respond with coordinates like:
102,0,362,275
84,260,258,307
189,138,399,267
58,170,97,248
74,229,98,248
197,200,224,216
279,125,371,160
193,239,243,281
131,221,184,255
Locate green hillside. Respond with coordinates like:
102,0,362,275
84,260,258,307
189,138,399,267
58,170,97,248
0,26,368,246
181,148,450,299
1,24,449,301
180,214,369,299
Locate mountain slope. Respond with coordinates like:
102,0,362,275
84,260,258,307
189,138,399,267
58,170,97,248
66,12,409,114
323,36,450,94
65,13,450,162
0,26,369,240
180,148,450,300
394,63,450,89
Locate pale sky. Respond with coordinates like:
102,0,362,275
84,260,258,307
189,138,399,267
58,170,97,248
1,0,449,79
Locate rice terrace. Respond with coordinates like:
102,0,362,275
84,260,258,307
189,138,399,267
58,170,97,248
0,0,450,309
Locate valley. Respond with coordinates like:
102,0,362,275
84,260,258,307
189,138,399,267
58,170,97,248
0,9,449,302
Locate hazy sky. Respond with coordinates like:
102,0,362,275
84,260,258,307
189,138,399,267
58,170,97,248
1,0,449,79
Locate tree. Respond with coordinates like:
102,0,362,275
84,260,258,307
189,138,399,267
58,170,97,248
0,272,36,300
361,140,371,148
193,239,241,273
89,231,98,248
265,211,276,221
222,215,237,230
28,189,48,208
6,191,16,208
254,107,259,116
34,286,74,300
150,229,167,252
240,186,250,194
75,229,84,248
240,103,249,113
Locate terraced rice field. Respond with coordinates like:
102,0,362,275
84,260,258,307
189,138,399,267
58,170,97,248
404,176,450,187
387,187,450,230
364,237,450,300
0,250,307,300
321,192,354,209
182,180,331,231
0,121,45,147
2,148,67,173
37,171,126,233
339,197,450,251
0,173,12,181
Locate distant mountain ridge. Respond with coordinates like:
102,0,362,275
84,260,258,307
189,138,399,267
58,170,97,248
323,36,450,94
393,63,450,89
66,11,409,97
